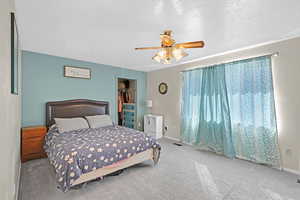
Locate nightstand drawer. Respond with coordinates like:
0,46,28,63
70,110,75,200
22,137,45,156
21,125,47,162
22,127,47,139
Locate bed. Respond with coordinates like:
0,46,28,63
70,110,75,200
44,99,161,192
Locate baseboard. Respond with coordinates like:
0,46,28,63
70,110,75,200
163,135,181,142
283,168,300,176
163,136,300,177
162,136,300,178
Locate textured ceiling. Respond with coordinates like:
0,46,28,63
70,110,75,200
16,0,300,71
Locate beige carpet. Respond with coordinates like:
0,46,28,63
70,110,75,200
19,138,299,200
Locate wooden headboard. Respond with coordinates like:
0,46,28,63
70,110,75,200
46,99,109,127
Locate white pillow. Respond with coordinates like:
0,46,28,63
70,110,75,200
85,115,113,128
54,117,89,133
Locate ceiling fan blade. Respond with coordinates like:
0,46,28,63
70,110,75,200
175,41,205,49
135,46,162,50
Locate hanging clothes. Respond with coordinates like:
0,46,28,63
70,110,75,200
118,93,123,113
118,88,129,125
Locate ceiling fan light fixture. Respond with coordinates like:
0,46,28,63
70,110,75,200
152,54,162,63
158,48,167,57
162,58,171,64
172,48,188,61
152,48,168,64
152,47,188,64
137,30,204,64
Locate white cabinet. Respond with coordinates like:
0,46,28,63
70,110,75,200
144,114,163,139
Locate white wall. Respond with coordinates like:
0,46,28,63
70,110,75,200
147,37,300,172
0,0,22,199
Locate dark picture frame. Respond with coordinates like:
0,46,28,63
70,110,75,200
11,12,19,94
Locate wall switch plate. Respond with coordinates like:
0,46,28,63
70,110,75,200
12,183,16,197
285,148,292,156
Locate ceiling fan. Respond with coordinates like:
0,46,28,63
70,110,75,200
135,30,205,64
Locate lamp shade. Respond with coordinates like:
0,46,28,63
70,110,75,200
146,100,153,108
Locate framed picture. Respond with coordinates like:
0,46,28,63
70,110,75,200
11,12,19,94
64,66,91,79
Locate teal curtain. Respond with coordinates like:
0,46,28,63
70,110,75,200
181,56,280,166
225,57,280,166
181,65,235,158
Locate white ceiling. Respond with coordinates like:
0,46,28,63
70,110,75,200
16,0,300,71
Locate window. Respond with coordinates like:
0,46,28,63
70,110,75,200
181,56,280,166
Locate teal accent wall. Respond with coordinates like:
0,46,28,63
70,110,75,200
22,51,147,128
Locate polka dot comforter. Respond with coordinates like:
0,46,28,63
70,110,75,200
44,125,161,192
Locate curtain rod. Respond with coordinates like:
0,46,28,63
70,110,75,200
181,52,279,72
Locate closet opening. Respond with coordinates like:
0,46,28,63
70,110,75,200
117,78,137,129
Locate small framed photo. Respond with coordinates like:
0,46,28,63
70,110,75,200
64,66,91,79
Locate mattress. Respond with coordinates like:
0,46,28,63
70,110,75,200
44,125,161,192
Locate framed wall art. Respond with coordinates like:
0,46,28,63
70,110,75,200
64,66,91,79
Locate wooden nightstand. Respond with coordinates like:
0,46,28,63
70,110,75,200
21,126,47,162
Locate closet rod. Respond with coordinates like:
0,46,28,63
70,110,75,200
182,52,279,72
